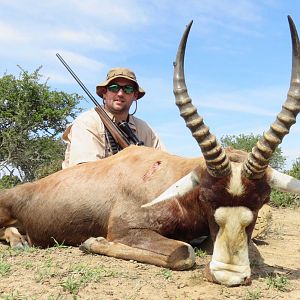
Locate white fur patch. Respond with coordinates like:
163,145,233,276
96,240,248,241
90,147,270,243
210,260,251,286
227,163,245,197
214,206,253,228
210,206,253,286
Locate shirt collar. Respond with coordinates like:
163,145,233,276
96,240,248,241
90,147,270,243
127,115,137,131
102,106,137,131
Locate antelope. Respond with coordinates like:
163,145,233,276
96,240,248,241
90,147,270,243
0,16,300,286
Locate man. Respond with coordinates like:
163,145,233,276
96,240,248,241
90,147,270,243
62,67,165,169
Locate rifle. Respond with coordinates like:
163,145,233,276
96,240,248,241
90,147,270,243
56,53,144,149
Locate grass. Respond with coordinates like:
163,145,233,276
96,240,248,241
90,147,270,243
46,238,71,250
47,296,67,300
1,245,39,258
245,288,261,300
59,263,120,296
34,258,60,283
194,247,207,258
0,291,33,300
266,273,289,291
21,261,34,269
0,258,12,276
0,244,122,298
60,275,82,295
271,189,300,208
156,268,172,280
0,292,67,300
71,263,119,282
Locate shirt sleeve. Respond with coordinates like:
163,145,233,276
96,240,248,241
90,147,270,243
131,117,166,151
62,109,106,168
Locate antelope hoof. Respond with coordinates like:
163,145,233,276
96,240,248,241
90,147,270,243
10,236,29,249
79,237,106,253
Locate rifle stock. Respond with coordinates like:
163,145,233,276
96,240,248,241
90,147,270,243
94,107,130,149
56,53,130,149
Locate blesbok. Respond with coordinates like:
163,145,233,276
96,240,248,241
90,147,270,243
1,16,300,286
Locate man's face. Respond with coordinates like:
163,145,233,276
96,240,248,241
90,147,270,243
103,78,138,115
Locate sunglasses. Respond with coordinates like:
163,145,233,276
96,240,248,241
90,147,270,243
107,83,135,94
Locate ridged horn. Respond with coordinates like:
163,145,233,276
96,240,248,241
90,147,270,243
243,16,300,179
173,21,231,178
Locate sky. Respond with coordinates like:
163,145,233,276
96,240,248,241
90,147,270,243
1,0,300,169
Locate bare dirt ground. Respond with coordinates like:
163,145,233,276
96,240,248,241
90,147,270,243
0,206,299,300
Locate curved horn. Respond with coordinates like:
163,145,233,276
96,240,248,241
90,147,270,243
141,170,200,208
173,21,231,178
268,167,300,194
243,16,300,179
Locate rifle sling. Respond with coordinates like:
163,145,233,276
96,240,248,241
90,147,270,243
105,129,121,155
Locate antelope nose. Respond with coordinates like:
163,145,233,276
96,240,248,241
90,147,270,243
205,263,252,286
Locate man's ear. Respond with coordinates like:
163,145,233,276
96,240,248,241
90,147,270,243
99,87,107,97
133,91,139,100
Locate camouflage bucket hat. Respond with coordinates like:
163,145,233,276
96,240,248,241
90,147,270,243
96,67,145,99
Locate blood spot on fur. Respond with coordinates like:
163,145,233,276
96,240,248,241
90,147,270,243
142,161,162,181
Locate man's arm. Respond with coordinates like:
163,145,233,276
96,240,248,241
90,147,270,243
62,110,107,169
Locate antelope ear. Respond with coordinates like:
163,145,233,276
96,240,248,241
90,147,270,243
268,167,300,194
142,170,200,208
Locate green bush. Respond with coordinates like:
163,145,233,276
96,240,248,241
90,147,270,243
271,157,300,207
0,175,21,189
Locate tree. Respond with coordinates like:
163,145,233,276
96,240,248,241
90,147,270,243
0,175,21,189
287,157,300,179
271,157,300,207
220,133,286,171
0,66,83,184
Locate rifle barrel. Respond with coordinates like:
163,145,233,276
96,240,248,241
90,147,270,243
56,53,100,107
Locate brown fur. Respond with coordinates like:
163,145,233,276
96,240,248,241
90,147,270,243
0,146,270,278
0,146,204,246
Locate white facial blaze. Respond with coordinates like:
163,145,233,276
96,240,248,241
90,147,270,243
210,207,253,286
227,163,244,197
